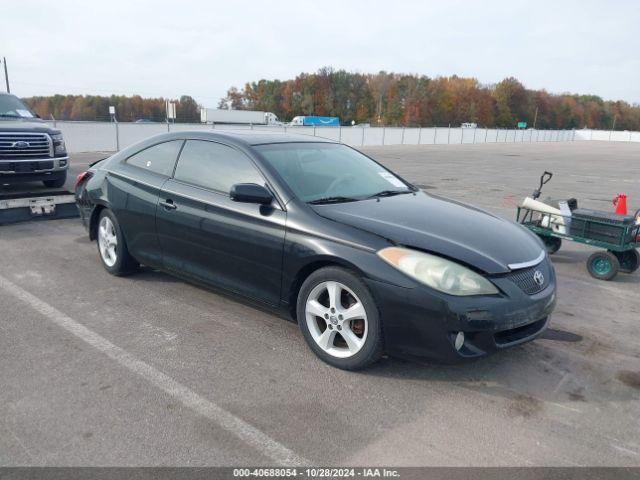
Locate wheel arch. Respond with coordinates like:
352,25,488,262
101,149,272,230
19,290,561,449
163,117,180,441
88,203,107,241
287,256,367,322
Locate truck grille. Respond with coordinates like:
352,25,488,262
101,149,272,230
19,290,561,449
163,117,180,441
504,258,551,295
0,133,52,160
0,161,55,173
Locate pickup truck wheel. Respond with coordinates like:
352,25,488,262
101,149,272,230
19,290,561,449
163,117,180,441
43,172,67,188
97,209,138,276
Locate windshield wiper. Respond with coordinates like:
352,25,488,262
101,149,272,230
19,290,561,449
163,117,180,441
0,114,21,118
366,189,413,199
307,196,360,205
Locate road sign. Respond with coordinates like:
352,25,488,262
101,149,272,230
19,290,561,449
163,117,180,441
166,101,176,120
517,121,527,129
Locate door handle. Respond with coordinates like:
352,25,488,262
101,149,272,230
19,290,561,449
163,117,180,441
160,199,177,210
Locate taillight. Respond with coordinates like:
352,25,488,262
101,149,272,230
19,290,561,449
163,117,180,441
75,171,91,189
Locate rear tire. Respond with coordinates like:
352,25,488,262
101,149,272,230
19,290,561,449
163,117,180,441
612,249,640,274
97,209,139,276
43,172,67,188
586,251,619,281
296,267,383,370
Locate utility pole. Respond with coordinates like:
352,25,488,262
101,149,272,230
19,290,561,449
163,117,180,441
2,57,10,93
532,106,538,129
609,115,617,141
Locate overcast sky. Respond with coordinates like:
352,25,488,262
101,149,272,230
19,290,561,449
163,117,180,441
2,0,639,105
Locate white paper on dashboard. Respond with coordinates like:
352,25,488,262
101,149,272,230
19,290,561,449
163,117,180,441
16,109,34,118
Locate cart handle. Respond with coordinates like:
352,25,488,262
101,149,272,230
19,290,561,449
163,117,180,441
533,171,553,199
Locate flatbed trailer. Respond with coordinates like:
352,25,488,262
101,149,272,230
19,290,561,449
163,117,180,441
0,189,78,225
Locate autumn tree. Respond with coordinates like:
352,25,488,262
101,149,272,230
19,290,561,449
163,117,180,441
493,77,530,127
22,69,640,130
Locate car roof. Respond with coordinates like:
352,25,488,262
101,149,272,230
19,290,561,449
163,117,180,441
160,130,337,147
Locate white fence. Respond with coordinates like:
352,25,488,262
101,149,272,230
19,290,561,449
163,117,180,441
574,129,640,142
43,120,638,153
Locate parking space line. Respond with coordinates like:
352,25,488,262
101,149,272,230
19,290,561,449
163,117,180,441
0,273,308,466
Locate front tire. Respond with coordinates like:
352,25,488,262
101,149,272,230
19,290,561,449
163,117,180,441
296,267,383,370
586,251,619,281
540,235,562,255
97,209,138,276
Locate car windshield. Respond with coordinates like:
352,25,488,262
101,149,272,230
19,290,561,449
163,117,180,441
0,94,35,118
256,143,413,203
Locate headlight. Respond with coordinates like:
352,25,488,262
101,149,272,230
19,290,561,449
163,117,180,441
50,133,66,154
377,246,499,296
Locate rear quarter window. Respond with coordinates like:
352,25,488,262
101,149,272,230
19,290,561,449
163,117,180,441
125,140,184,176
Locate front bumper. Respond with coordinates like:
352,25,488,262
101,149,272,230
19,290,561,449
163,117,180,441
366,262,557,362
0,157,69,184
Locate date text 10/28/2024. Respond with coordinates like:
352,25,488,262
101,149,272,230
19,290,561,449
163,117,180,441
233,468,400,478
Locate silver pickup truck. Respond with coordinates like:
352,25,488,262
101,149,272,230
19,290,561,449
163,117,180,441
0,93,69,188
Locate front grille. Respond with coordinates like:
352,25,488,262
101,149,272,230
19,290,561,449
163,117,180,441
0,133,52,160
0,160,54,173
494,317,547,346
504,258,551,295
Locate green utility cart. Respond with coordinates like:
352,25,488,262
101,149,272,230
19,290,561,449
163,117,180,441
517,172,640,281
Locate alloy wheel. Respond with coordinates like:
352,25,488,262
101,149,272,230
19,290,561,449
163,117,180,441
98,216,118,267
305,281,368,358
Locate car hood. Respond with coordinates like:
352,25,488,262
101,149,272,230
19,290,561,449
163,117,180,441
311,191,544,274
0,118,57,134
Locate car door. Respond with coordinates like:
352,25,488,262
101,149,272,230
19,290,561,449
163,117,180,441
156,139,286,306
105,139,184,268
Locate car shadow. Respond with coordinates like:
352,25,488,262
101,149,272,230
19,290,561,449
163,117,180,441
363,333,638,408
547,252,579,264
539,328,583,342
133,265,293,321
133,266,184,284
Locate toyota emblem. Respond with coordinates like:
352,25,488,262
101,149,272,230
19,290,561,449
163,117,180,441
533,270,545,286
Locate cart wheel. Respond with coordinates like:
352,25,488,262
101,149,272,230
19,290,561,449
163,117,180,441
540,236,562,255
587,251,620,281
612,249,640,274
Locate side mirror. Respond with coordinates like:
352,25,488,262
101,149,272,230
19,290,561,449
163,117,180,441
230,183,273,205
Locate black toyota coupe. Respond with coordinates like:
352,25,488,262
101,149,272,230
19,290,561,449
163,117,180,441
75,131,556,370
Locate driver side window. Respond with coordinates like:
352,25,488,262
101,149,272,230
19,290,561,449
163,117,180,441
174,140,264,194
